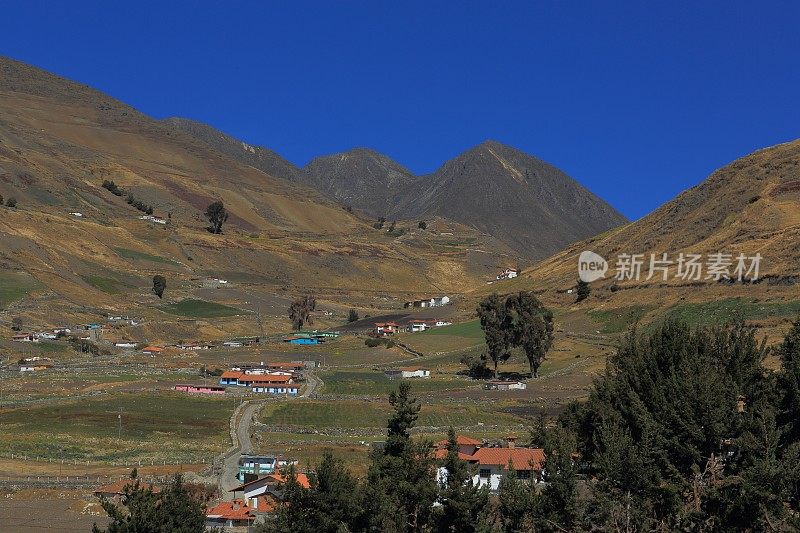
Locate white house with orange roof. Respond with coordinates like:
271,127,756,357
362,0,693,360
384,366,431,379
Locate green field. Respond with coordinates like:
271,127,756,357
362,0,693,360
319,371,474,395
660,298,800,327
81,274,126,294
423,320,483,339
114,247,179,265
260,399,526,428
0,391,235,462
588,305,654,334
159,298,246,317
0,271,42,309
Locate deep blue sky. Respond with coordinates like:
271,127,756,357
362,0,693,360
3,1,799,219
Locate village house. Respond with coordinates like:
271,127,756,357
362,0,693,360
496,268,519,280
219,371,243,386
250,374,299,395
205,499,256,529
19,363,52,372
404,296,451,308
236,455,299,481
385,366,431,379
283,335,319,345
115,341,137,349
174,384,225,394
434,320,452,327
230,472,311,513
375,321,401,335
141,345,164,355
267,362,306,375
407,319,430,333
484,379,527,391
469,437,544,491
12,333,38,343
434,435,544,493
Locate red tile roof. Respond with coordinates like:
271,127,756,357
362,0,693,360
220,371,243,379
469,447,544,471
267,473,311,489
433,448,475,460
206,499,256,521
435,435,482,447
250,374,292,384
142,346,163,352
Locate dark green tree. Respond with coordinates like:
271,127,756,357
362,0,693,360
348,308,360,323
93,474,205,533
506,291,554,378
434,427,489,533
477,293,513,379
205,200,229,234
418,221,427,230
495,464,531,532
575,279,590,302
152,275,166,299
6,197,16,208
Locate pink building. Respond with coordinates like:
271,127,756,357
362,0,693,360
174,384,225,395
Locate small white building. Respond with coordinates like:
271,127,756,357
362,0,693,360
385,366,431,379
484,380,526,391
407,320,430,333
115,342,138,349
496,268,518,280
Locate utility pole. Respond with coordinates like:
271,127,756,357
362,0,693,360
118,408,122,441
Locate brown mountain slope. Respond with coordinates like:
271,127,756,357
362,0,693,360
301,148,417,216
480,139,800,340
161,117,302,182
395,141,628,260
0,56,511,320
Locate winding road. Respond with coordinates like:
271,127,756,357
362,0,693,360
216,371,322,495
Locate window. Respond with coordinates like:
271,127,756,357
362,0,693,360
479,469,491,478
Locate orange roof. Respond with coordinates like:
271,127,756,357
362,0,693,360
95,479,159,495
257,495,276,513
220,371,243,379
433,449,475,460
206,499,255,521
435,435,482,447
250,374,292,384
469,447,544,471
267,473,311,489
142,346,163,352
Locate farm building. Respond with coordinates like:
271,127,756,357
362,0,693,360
284,336,319,345
496,268,518,280
385,366,431,379
375,322,401,335
219,371,243,386
404,296,451,308
469,439,544,491
12,333,37,343
236,455,298,481
174,384,225,394
484,380,527,391
141,345,164,355
205,499,256,528
19,364,52,372
267,362,306,374
407,320,430,333
115,341,137,349
230,472,311,512
434,435,544,493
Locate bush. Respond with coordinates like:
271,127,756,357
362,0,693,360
365,337,382,348
418,221,427,230
6,197,17,208
348,309,360,323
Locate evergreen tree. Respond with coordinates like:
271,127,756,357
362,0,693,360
348,308,360,323
575,279,590,302
434,427,489,533
152,275,166,299
495,464,531,532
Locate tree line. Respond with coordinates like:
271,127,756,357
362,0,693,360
264,318,800,532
